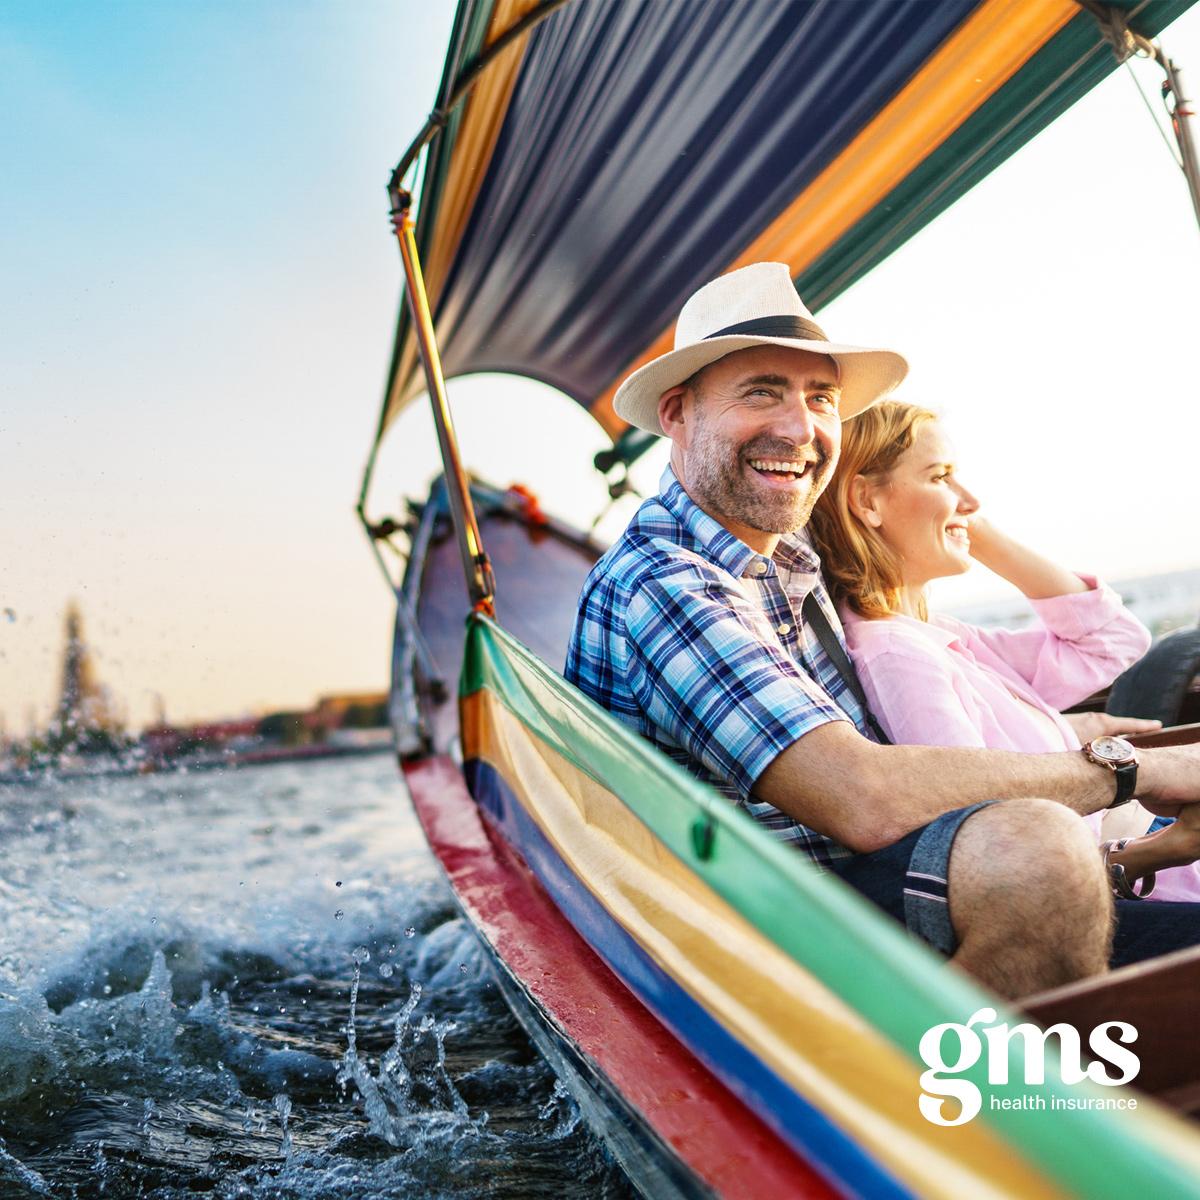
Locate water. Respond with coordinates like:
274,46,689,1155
0,756,634,1198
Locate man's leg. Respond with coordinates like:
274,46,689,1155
1110,897,1200,967
947,798,1112,998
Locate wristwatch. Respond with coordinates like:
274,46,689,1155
1082,735,1139,808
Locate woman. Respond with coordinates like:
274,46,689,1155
807,400,1200,902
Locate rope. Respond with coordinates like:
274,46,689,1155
1123,58,1185,168
1078,2,1184,168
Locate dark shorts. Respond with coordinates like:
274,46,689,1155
831,801,1200,967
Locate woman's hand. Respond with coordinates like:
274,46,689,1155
1108,803,1200,883
1063,712,1163,743
964,515,1088,599
1157,805,1200,866
964,514,999,560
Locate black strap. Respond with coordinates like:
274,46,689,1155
1112,760,1138,807
801,592,892,745
707,314,829,342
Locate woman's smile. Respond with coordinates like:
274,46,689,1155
869,422,979,589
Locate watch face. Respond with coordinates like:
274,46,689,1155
1092,735,1135,765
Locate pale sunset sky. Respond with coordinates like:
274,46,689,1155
3,2,1199,732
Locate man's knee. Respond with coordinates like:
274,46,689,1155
945,799,1113,995
952,797,1099,883
949,798,1109,932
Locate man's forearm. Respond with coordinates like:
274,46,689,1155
756,723,1118,853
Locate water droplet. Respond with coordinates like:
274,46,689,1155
459,963,468,974
149,917,157,925
404,927,416,939
334,909,344,921
351,946,370,964
335,880,343,887
379,963,394,979
102,984,112,995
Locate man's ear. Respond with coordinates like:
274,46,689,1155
658,384,689,443
848,474,883,528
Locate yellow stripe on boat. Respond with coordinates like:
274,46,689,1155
390,0,542,420
588,0,1078,436
463,686,1071,1200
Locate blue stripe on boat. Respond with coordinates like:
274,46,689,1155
465,755,916,1200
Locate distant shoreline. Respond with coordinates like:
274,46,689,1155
0,737,395,787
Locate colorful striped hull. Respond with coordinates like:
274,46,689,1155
455,615,1200,1199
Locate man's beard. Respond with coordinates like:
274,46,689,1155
687,414,833,535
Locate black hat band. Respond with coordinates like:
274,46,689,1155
706,315,829,341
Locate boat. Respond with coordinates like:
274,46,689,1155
357,2,1200,1196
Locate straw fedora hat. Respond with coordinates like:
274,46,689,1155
613,262,908,436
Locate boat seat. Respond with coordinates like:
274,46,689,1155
1021,944,1200,1117
1108,626,1200,727
1018,721,1200,1119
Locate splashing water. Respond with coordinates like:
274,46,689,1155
273,1093,293,1161
0,756,633,1198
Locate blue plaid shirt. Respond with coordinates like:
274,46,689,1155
565,467,872,866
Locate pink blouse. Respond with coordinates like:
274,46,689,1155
840,576,1149,757
841,580,1200,902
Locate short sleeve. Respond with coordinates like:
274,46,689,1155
623,572,848,798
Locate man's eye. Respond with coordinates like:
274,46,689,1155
810,393,838,410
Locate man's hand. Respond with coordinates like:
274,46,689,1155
1063,712,1163,743
1135,743,1200,817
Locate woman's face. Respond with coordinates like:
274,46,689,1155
862,422,980,589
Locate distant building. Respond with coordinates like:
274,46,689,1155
141,717,260,759
51,601,122,750
313,691,389,730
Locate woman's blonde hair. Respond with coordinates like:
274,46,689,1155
809,399,938,620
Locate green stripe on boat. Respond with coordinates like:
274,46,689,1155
462,614,1200,1199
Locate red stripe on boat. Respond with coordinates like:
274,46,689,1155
404,755,840,1199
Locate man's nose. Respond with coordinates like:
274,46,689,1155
770,399,816,446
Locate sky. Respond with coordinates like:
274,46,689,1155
3,2,1199,733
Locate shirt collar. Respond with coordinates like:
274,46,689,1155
657,466,821,579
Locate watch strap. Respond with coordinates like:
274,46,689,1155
1112,759,1138,807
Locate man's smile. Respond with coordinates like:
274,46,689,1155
747,456,820,486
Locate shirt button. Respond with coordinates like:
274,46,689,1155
750,561,767,576
777,622,791,636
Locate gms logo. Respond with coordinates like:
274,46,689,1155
918,1007,1140,1126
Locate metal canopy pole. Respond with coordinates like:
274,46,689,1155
389,188,496,616
1082,1,1200,237
1160,52,1200,233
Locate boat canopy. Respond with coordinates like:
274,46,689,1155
373,0,1193,457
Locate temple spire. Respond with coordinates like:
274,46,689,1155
53,601,118,745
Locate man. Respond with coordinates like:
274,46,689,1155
566,262,1200,999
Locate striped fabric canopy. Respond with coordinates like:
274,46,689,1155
375,0,1193,449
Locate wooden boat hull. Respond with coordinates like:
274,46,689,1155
405,753,833,1199
392,480,1200,1199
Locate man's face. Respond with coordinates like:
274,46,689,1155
673,345,842,544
